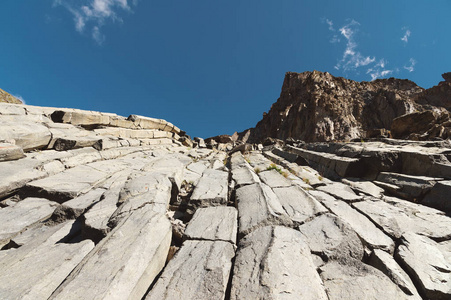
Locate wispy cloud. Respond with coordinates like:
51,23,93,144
322,17,340,43
403,58,416,72
367,59,393,80
322,19,418,81
401,28,411,43
334,20,376,72
53,0,137,44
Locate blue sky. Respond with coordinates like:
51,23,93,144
1,1,450,138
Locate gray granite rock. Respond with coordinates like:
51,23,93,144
231,226,328,300
184,206,238,244
146,240,235,300
369,249,419,296
0,240,94,300
190,169,229,207
298,213,364,261
320,260,416,300
422,180,451,214
0,142,25,161
235,183,292,237
317,182,363,202
272,185,328,223
50,206,172,300
0,197,59,247
310,190,395,253
353,197,451,241
231,163,261,187
396,233,451,300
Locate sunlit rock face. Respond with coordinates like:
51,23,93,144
240,70,451,143
0,71,450,299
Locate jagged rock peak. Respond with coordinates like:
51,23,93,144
239,70,451,143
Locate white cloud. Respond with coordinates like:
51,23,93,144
326,19,335,31
403,58,416,72
334,20,376,71
53,0,136,44
324,19,398,81
401,28,411,43
366,59,393,81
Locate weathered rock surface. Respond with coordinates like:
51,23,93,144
0,197,59,247
1,99,450,299
184,206,237,244
320,260,416,300
238,70,451,143
50,207,172,300
231,226,328,300
235,182,292,236
298,213,364,261
396,233,451,299
190,169,228,207
146,240,235,300
311,190,395,253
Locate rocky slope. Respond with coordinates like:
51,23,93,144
239,71,451,143
0,88,22,104
0,101,450,299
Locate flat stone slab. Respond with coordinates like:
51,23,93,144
231,164,261,187
0,121,51,151
190,169,228,207
298,213,364,261
317,182,363,202
272,185,328,223
369,249,419,296
286,145,361,178
146,240,235,300
258,169,292,188
0,197,59,247
396,232,451,300
422,180,451,214
230,226,328,300
342,178,384,198
235,183,292,237
377,172,439,201
310,191,395,253
0,240,94,300
320,260,416,300
82,171,130,242
0,142,25,161
184,206,238,244
50,206,172,300
53,188,105,221
24,165,112,202
353,197,451,241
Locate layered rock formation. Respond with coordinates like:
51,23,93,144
239,71,451,143
0,100,450,299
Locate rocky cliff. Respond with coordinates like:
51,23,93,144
0,100,450,299
240,71,451,143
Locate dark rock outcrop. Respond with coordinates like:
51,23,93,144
240,70,451,143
